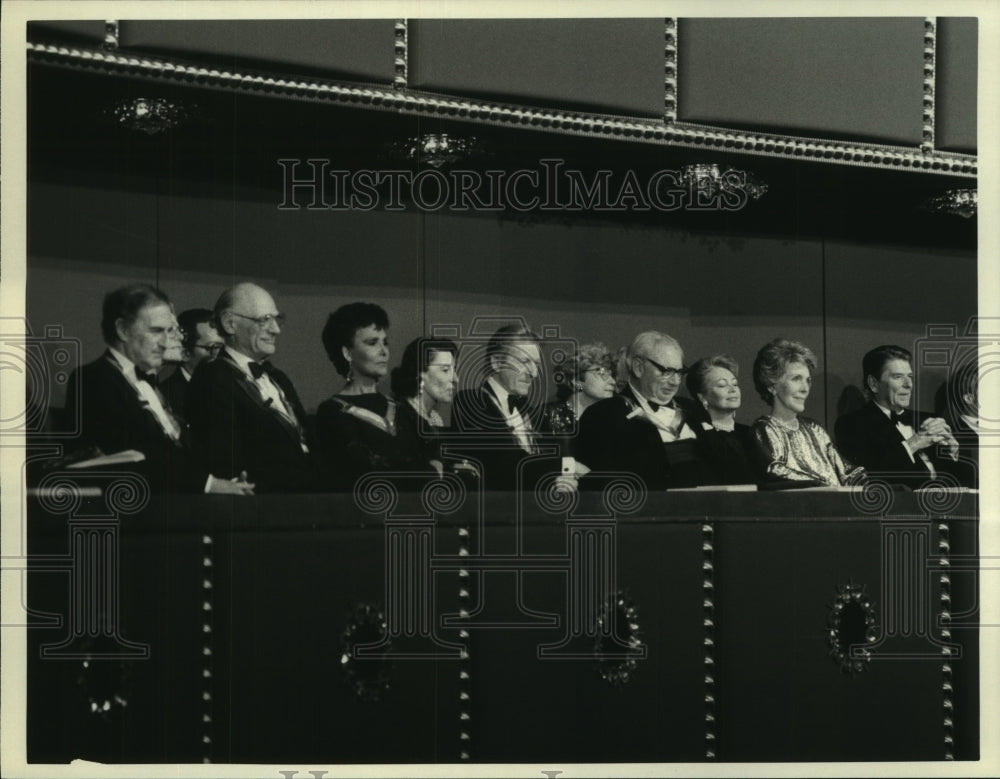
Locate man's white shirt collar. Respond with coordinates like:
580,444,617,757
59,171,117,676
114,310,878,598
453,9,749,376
224,345,258,377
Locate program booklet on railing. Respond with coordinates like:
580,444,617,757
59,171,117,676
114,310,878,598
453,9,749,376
65,449,145,469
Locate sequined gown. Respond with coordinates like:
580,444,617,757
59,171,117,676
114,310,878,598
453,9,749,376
751,415,863,487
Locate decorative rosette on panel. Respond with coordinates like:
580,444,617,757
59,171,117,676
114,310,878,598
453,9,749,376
827,582,877,675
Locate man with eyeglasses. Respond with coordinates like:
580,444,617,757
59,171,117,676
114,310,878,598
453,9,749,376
452,323,546,491
159,308,225,414
186,282,316,492
576,330,710,491
63,284,253,495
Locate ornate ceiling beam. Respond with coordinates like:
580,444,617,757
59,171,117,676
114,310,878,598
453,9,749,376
27,40,976,179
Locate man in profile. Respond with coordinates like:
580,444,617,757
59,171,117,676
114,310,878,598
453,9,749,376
938,358,980,489
835,344,959,489
576,330,705,491
186,282,315,492
160,308,224,413
451,324,545,491
64,283,252,494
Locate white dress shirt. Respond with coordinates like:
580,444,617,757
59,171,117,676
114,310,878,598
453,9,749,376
874,401,935,477
628,383,698,443
108,347,181,442
224,347,308,453
487,376,535,453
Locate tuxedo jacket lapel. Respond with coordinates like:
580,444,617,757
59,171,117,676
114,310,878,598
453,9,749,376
216,353,304,445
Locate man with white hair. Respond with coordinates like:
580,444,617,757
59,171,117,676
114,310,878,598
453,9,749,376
186,282,316,492
575,330,708,491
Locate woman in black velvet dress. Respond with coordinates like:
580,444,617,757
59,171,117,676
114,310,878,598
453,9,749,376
316,302,414,490
389,336,461,477
685,354,759,486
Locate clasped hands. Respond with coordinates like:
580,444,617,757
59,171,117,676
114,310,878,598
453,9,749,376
906,417,959,459
208,470,256,495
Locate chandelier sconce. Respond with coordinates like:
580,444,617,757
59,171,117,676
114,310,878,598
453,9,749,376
390,133,485,169
680,163,769,201
922,188,977,218
108,97,193,135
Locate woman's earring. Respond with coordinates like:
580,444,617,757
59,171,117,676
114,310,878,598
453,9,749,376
702,400,710,411
575,383,584,392
346,361,354,383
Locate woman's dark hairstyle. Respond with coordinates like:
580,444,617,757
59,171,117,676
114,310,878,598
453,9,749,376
321,302,389,377
753,338,817,405
101,284,170,345
685,354,740,400
390,337,458,399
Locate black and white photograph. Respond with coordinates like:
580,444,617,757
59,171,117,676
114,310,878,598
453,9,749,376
2,2,997,777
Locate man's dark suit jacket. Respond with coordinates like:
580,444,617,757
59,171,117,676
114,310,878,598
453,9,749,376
63,352,205,492
943,411,979,489
185,351,315,492
159,367,189,419
575,385,710,492
835,402,956,489
450,382,549,492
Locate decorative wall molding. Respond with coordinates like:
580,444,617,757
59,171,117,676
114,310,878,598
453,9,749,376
27,41,977,178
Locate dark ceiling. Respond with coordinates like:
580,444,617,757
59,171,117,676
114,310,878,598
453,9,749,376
28,62,976,252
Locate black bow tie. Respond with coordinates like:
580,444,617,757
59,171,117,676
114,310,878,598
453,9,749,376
135,367,158,388
891,410,913,426
507,394,527,414
248,361,270,380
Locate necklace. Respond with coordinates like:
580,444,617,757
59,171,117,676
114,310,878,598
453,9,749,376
771,415,800,432
408,396,442,427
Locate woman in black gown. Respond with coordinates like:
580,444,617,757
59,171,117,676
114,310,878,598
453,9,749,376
389,336,461,477
317,302,413,489
685,354,758,486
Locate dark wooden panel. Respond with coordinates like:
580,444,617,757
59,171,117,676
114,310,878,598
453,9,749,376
411,19,665,118
678,18,925,145
465,520,705,761
935,18,977,153
121,20,397,82
28,21,106,45
26,489,978,763
714,519,946,760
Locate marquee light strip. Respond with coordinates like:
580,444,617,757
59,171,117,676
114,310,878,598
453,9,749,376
922,18,937,154
27,41,977,178
664,18,678,124
103,20,119,51
393,19,408,90
938,521,954,760
702,522,716,759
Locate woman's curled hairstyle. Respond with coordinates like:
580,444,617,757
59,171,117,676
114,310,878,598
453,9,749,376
752,338,817,405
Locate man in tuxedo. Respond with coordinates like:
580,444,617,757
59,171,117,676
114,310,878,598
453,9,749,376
160,308,224,413
939,359,980,488
64,284,252,494
186,282,316,492
835,344,959,489
451,324,547,491
575,331,707,491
